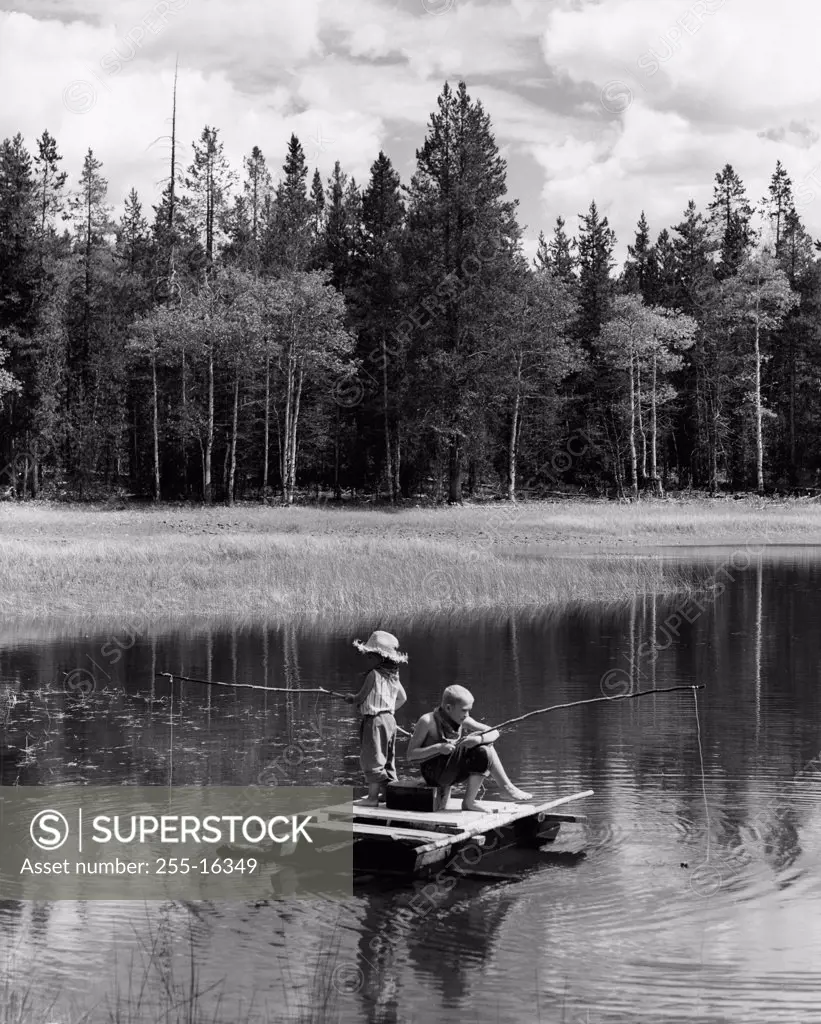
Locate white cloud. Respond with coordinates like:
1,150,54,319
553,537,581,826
0,6,379,216
2,0,821,269
530,0,821,259
541,0,821,118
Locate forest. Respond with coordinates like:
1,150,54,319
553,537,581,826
0,78,819,505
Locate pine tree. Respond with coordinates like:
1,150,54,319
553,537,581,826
271,133,312,273
65,150,122,494
402,80,521,503
779,207,814,286
318,168,362,291
150,61,183,299
151,181,203,300
310,168,325,240
672,200,713,314
0,133,38,334
323,161,349,290
350,151,406,500
622,212,657,302
547,216,577,283
220,194,253,269
32,130,68,262
27,267,70,494
66,148,112,368
576,201,615,346
670,200,716,487
766,202,815,483
0,133,38,469
782,255,821,484
534,230,549,272
182,126,236,274
763,160,794,257
708,164,755,278
243,146,273,272
257,190,279,276
652,229,678,308
534,216,578,284
117,188,150,276
343,177,363,277
113,188,153,494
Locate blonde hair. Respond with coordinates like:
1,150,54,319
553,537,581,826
441,685,473,709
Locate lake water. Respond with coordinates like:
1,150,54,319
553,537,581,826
2,551,821,1023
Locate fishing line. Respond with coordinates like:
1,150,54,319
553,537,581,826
692,684,710,863
168,673,174,788
474,683,706,738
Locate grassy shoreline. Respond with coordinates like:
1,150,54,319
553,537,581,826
2,497,821,629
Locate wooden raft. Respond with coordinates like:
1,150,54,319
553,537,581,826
308,789,594,877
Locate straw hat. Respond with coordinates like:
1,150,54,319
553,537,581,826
352,630,408,664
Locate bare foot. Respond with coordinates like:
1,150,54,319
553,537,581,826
461,801,488,812
434,786,452,811
502,787,533,803
355,796,381,806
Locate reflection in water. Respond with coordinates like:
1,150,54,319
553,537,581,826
348,876,526,1024
1,555,821,1020
755,559,762,739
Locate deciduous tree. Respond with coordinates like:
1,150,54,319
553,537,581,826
719,251,797,492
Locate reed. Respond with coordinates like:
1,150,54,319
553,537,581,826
0,530,687,627
0,946,66,1024
3,495,815,626
98,911,277,1024
4,495,821,546
0,910,357,1024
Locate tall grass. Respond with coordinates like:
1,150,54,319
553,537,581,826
291,921,348,1024
0,943,67,1024
2,496,817,626
0,976,62,1024
95,910,280,1024
0,531,688,626
0,911,355,1024
4,495,821,544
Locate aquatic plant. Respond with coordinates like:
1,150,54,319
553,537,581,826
0,503,710,628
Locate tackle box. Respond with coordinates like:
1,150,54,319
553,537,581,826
385,778,438,812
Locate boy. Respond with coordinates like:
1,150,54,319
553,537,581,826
406,684,533,811
346,630,408,805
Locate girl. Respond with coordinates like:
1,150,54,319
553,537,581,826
346,631,408,805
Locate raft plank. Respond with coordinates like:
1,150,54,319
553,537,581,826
319,790,594,835
311,820,453,844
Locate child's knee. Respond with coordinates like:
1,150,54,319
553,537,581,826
467,748,491,772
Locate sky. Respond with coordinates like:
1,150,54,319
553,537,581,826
2,0,821,268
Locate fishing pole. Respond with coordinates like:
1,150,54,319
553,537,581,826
154,672,412,735
471,683,706,740
154,671,349,699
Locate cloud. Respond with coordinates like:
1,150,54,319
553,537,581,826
0,5,379,217
2,0,821,270
528,0,821,258
758,121,821,150
540,0,821,121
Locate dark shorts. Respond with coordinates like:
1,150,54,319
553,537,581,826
420,745,490,788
